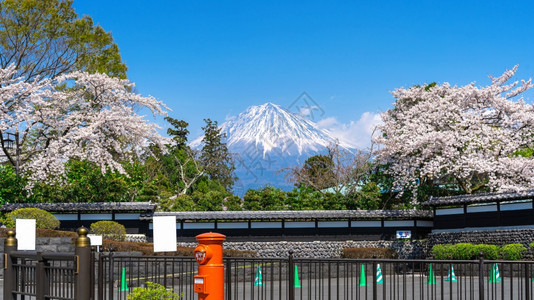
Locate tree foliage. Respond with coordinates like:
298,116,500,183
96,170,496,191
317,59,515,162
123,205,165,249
241,186,377,211
200,118,236,191
165,117,189,150
0,0,127,80
376,66,534,202
288,143,374,196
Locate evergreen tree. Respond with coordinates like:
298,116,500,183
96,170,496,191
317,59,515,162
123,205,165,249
200,119,236,191
165,117,189,150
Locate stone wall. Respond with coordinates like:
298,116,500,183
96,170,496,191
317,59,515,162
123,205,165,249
176,228,534,259
178,240,428,259
0,237,74,253
427,229,534,247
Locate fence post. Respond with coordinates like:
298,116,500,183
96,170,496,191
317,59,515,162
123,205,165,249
75,227,91,300
3,230,17,300
226,258,232,300
35,252,45,300
98,252,104,300
108,250,115,300
372,257,377,300
525,263,530,300
478,252,484,300
288,250,295,300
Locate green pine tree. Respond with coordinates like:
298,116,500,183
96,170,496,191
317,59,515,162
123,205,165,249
200,119,236,191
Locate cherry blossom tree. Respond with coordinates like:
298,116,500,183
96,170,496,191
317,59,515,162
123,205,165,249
375,66,534,201
0,65,168,186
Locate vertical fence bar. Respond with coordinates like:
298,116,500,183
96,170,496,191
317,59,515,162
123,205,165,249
525,262,530,300
98,253,104,300
478,253,484,300
90,250,95,300
108,252,115,300
226,258,232,300
3,230,17,300
288,251,295,300
372,259,377,300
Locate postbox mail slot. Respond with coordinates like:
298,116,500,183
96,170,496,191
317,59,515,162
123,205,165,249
194,275,207,294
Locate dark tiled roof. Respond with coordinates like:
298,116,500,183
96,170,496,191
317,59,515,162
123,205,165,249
424,189,534,207
151,209,433,221
0,202,156,212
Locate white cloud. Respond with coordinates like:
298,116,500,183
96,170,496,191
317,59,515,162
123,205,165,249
317,112,382,150
298,105,320,118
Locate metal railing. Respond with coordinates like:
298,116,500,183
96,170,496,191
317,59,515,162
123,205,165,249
96,253,197,300
94,252,534,300
3,229,93,300
9,251,77,299
4,229,534,300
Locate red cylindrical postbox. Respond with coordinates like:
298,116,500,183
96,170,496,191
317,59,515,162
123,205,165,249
194,232,226,300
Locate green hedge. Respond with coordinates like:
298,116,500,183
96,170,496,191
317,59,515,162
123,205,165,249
2,208,60,229
90,221,126,241
499,244,527,260
432,243,525,260
475,244,500,260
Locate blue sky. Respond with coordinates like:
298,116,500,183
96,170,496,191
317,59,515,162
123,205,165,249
73,0,534,147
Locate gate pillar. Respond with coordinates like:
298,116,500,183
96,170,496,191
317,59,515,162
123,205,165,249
75,227,92,300
3,230,17,300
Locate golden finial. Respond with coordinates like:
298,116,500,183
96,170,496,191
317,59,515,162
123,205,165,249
5,230,16,247
75,227,91,247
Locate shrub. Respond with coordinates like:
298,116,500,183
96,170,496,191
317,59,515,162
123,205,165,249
452,243,476,260
499,243,527,260
90,221,126,241
433,243,527,261
127,281,181,299
529,241,534,248
474,244,499,260
342,248,398,259
2,208,60,229
432,243,498,260
431,244,454,260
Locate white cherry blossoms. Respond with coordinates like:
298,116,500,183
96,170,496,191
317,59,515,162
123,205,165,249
0,65,168,186
375,66,534,201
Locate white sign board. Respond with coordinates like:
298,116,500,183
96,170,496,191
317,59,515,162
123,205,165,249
396,230,411,239
16,219,36,250
153,216,177,252
87,234,103,246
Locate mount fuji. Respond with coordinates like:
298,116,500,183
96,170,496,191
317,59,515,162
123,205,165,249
191,103,354,194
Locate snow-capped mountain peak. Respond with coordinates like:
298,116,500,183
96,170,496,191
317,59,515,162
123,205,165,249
218,102,350,156
189,102,354,193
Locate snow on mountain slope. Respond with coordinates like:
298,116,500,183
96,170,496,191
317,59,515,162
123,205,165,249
192,103,350,153
191,103,354,193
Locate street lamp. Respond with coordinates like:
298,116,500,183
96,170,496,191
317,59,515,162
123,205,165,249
3,135,14,150
1,132,20,175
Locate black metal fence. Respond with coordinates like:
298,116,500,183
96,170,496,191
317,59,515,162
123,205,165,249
3,229,92,300
4,230,534,299
94,253,534,300
8,251,77,299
